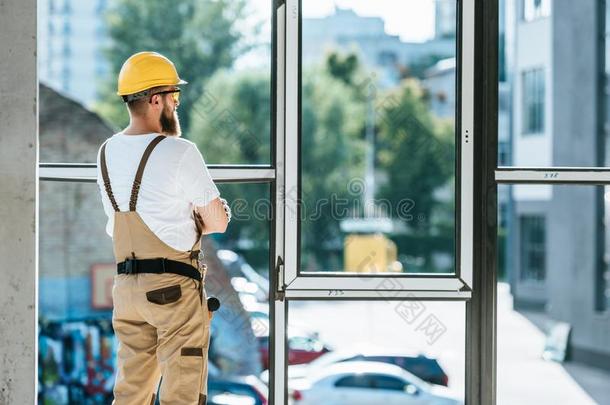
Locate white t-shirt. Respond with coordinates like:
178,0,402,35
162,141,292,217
96,132,220,251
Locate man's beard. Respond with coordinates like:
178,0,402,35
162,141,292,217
159,103,181,136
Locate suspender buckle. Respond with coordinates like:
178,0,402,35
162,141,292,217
124,258,138,274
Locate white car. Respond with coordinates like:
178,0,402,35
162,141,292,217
288,360,462,405
262,344,447,386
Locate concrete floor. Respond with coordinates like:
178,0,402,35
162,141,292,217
287,283,610,404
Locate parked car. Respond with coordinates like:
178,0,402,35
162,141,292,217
232,276,266,307
208,375,268,405
244,303,270,338
264,345,449,386
288,361,462,405
217,250,269,300
257,325,331,370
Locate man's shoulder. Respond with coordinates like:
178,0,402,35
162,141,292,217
162,136,196,149
96,135,198,171
158,137,198,160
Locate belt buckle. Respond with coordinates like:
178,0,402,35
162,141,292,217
124,258,137,274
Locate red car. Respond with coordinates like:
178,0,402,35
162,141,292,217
257,327,331,370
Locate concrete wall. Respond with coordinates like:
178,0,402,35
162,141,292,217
0,0,37,403
551,0,610,367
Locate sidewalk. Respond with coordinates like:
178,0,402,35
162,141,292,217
497,283,610,405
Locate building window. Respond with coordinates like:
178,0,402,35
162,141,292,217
61,65,70,92
522,0,551,22
522,68,545,134
96,0,107,14
62,0,71,15
498,140,510,165
519,215,546,282
63,21,71,36
377,51,397,66
62,42,71,58
604,266,610,310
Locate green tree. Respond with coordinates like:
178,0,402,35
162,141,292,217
299,64,367,270
325,52,359,86
375,80,454,272
399,54,447,80
377,79,454,233
188,69,272,254
94,0,249,135
189,60,367,271
189,69,271,165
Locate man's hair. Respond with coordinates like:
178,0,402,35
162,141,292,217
126,85,168,116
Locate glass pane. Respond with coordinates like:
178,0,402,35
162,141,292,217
38,0,271,164
299,0,457,273
39,181,270,403
497,184,610,404
279,300,465,403
499,0,607,167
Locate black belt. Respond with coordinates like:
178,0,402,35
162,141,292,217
117,257,202,281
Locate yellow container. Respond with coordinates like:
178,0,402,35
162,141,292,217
344,233,400,273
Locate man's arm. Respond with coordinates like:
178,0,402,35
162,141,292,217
196,197,230,234
177,143,229,233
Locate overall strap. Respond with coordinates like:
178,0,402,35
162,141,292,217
129,135,166,211
100,140,120,212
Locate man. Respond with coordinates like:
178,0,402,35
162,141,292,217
96,51,230,405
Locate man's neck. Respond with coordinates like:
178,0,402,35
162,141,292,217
122,129,157,135
122,119,162,135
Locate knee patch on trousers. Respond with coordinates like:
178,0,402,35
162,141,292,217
180,347,204,401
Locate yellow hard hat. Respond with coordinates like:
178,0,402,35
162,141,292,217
117,51,187,98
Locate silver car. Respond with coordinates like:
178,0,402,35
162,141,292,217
289,360,462,405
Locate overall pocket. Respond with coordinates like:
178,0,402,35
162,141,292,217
146,284,181,305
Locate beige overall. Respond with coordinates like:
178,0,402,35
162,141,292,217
100,135,211,405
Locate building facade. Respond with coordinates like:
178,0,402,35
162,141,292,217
507,0,610,370
38,0,110,107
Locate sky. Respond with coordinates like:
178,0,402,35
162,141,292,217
302,0,436,42
236,0,439,69
249,0,437,43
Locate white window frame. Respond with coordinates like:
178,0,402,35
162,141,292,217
275,0,475,300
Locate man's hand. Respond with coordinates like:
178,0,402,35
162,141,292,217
220,197,231,222
195,197,229,234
